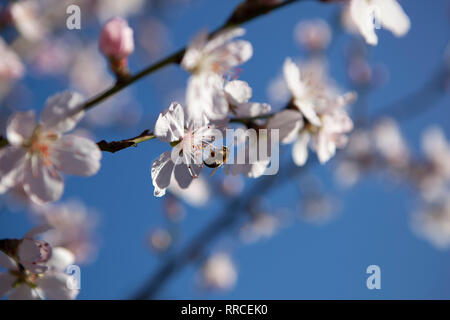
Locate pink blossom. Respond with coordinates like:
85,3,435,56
99,17,134,60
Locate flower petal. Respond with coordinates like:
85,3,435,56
225,80,252,105
47,247,75,271
36,273,78,300
212,40,253,70
0,273,15,298
9,285,41,300
234,102,271,118
51,135,102,176
292,131,310,166
267,110,303,144
154,102,185,143
350,0,378,45
181,30,209,71
374,0,410,37
174,163,200,189
295,99,322,127
40,91,85,133
204,27,246,53
283,58,306,100
23,158,64,204
151,151,175,197
0,146,27,194
6,111,36,146
0,251,18,271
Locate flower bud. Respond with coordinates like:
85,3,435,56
99,17,134,78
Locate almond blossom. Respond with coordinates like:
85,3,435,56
271,58,355,166
0,226,78,300
349,0,411,46
151,102,218,197
0,37,25,81
181,27,253,121
200,252,237,291
0,91,102,204
224,80,271,118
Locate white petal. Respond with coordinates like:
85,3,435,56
224,80,252,105
47,247,75,270
211,40,253,71
40,91,85,133
181,30,209,71
151,151,175,197
174,163,201,189
186,73,228,121
0,146,27,194
267,110,303,144
350,0,378,45
248,159,271,179
23,158,64,204
234,102,271,118
0,251,18,271
51,135,102,176
9,285,41,300
36,273,78,300
292,131,310,166
204,27,246,53
24,225,53,238
315,131,336,164
6,111,36,146
374,0,410,37
294,99,322,127
283,58,306,99
0,273,15,297
154,102,185,142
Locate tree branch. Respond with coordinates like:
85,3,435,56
96,130,155,153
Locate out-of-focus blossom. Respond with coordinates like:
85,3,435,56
169,176,210,207
0,91,102,204
221,175,245,197
100,17,134,60
138,18,172,59
413,197,450,249
96,0,146,22
182,28,253,121
294,19,332,52
240,213,280,244
372,118,409,168
224,80,271,118
32,201,99,264
31,38,72,75
0,226,78,300
0,37,25,81
148,228,172,254
348,0,410,46
163,195,186,222
151,102,216,197
6,1,46,41
301,195,339,224
200,252,237,291
271,58,355,166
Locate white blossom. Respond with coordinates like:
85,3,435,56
200,252,237,291
349,0,410,46
0,91,102,204
224,80,271,118
182,28,253,121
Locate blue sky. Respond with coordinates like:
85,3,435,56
1,0,450,299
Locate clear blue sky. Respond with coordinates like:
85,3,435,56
1,0,450,299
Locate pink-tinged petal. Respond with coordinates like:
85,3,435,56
154,102,185,143
283,58,306,99
40,91,84,133
224,80,252,105
181,30,209,71
374,0,410,37
204,27,246,53
350,0,378,45
186,73,228,121
234,102,271,118
51,135,102,176
9,284,41,300
315,131,336,164
151,151,175,197
0,273,15,297
23,158,64,204
99,17,134,59
267,110,303,144
292,131,310,166
36,273,78,300
213,40,253,70
18,238,51,265
0,251,18,271
295,99,322,127
47,247,75,271
0,146,27,194
6,111,36,146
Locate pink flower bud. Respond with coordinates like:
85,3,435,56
99,17,134,60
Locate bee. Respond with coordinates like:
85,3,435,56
204,146,230,176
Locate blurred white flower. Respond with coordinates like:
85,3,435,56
372,118,409,168
294,19,332,52
240,213,280,244
200,252,237,291
169,176,210,207
0,91,102,204
32,201,99,264
349,0,410,46
7,0,46,41
0,37,25,81
182,27,253,121
151,102,216,197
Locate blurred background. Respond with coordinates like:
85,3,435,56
1,0,450,299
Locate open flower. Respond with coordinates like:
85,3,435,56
182,27,253,121
0,91,102,204
271,58,355,166
349,0,410,46
0,226,78,300
151,102,218,197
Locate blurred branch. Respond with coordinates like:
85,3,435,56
97,130,155,153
